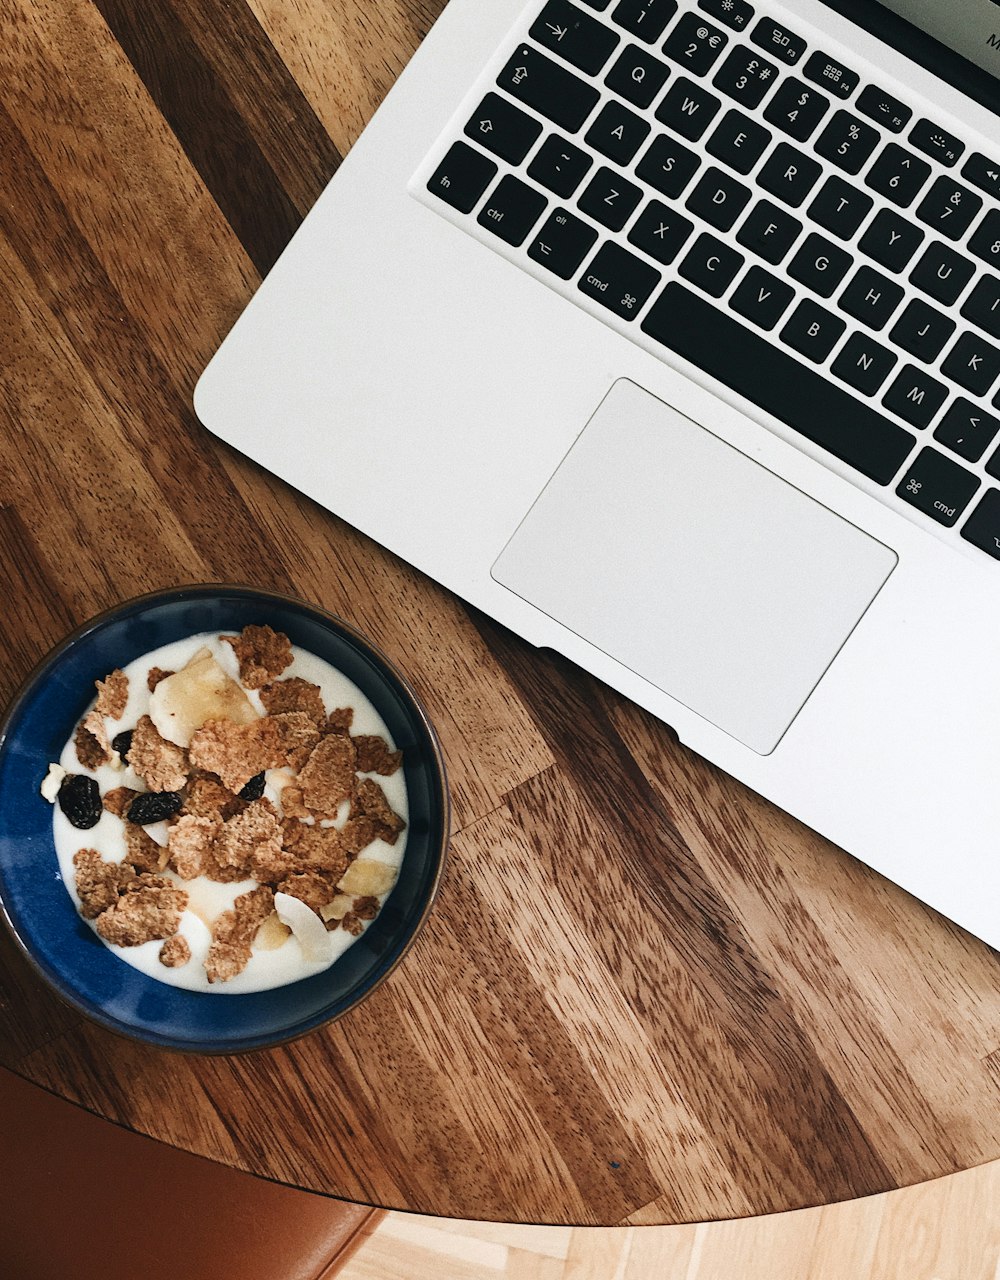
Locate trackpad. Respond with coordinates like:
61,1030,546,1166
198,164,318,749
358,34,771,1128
491,379,897,754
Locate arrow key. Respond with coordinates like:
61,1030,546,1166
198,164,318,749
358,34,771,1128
528,207,599,278
934,397,1000,463
464,93,543,165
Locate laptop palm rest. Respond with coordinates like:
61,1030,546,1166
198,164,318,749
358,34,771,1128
491,379,897,754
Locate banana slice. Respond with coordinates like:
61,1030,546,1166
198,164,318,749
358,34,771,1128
149,647,258,747
337,859,397,897
274,892,334,964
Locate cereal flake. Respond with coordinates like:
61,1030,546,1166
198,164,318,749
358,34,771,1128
188,717,284,792
95,874,188,947
129,714,189,792
223,625,293,690
75,711,112,770
73,848,135,919
297,734,356,817
260,677,326,726
95,669,129,719
159,935,191,968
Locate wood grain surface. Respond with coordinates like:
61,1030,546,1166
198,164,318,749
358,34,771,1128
1,0,1000,1227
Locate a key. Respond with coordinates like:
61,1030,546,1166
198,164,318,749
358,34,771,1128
698,0,753,33
814,111,879,176
635,132,701,198
585,100,651,165
855,85,911,134
881,365,948,428
934,398,1000,463
889,298,955,362
968,210,1000,270
627,199,694,263
528,208,599,278
787,232,852,297
736,199,801,263
498,46,600,133
897,447,979,525
706,109,771,174
960,487,1000,558
750,18,806,65
577,165,643,230
763,77,829,143
808,176,873,240
712,46,778,110
838,266,904,330
728,264,795,329
578,241,661,317
910,241,975,306
803,51,858,101
780,298,846,362
757,142,822,207
611,0,678,43
427,142,497,213
864,143,932,208
960,275,1000,340
941,332,1000,398
527,135,593,198
830,333,897,396
663,13,728,76
604,44,671,108
685,166,752,231
915,177,982,242
530,0,621,75
477,174,548,245
678,232,744,295
858,207,924,272
909,118,964,168
465,94,543,165
655,76,721,140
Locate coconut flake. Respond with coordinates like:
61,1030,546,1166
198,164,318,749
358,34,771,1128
274,891,335,964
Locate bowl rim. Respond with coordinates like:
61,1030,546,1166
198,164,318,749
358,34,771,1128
0,582,450,1054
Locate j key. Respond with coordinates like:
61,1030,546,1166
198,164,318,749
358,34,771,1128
528,207,599,277
910,242,975,306
712,47,779,110
636,133,700,199
498,47,600,133
808,176,873,240
642,282,913,481
698,0,753,33
706,110,771,175
961,488,1000,558
838,266,903,330
604,44,671,108
685,166,752,231
788,232,852,297
427,141,497,213
585,100,651,165
763,78,829,143
530,0,621,75
736,199,801,263
628,199,694,264
814,111,879,176
528,135,593,197
962,152,1000,202
934,398,1000,463
465,94,542,165
780,297,846,362
655,76,721,140
882,365,948,428
663,13,728,76
612,0,677,43
961,275,1000,340
910,118,964,168
968,210,1000,269
478,175,548,245
578,166,643,230
803,51,858,101
751,18,806,66
864,143,931,208
728,264,795,329
757,142,821,208
941,332,1000,398
858,208,924,273
915,177,982,242
896,447,979,526
678,232,744,296
855,84,911,134
831,333,897,396
578,240,661,317
890,298,955,363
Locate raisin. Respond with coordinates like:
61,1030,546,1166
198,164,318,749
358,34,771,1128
238,772,266,802
112,730,133,763
57,774,103,829
127,790,183,825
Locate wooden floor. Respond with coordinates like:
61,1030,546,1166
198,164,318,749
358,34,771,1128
339,1159,1000,1279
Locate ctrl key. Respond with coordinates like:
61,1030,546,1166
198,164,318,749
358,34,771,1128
427,141,498,214
961,487,1000,559
896,446,980,527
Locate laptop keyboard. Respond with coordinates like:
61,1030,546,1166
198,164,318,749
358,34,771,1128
416,0,1000,561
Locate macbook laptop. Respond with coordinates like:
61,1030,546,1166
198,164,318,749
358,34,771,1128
195,0,1000,948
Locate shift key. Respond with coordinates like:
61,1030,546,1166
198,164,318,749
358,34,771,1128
498,46,600,133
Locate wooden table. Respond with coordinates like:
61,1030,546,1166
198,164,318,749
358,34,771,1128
2,0,1000,1228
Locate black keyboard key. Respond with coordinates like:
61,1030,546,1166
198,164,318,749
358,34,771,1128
427,142,497,214
889,298,955,363
855,85,911,134
910,241,975,306
585,100,651,165
961,488,1000,558
838,266,903,330
712,46,778,110
962,152,1000,202
780,298,846,362
808,176,873,240
864,143,931,209
640,282,914,483
663,12,728,76
528,135,594,198
528,207,599,277
858,208,923,273
499,47,600,132
831,333,897,395
612,0,677,42
706,109,770,174
968,210,1000,270
915,177,983,242
530,0,621,74
763,78,829,143
909,118,963,168
604,44,671,108
803,51,858,101
685,166,752,231
787,232,852,297
678,232,744,295
578,241,661,317
478,174,548,245
882,365,948,428
934,398,1000,463
736,199,801,263
578,166,643,230
757,142,821,207
655,76,721,140
729,264,794,329
961,275,1000,340
628,199,694,264
750,18,806,66
941,332,1000,398
814,111,879,176
580,0,613,8
698,0,753,33
635,132,700,198
897,447,979,525
465,94,543,165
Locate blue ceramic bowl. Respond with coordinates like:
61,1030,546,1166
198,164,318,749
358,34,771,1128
0,586,449,1053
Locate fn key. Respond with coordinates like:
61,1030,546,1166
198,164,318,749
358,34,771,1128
427,141,497,213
